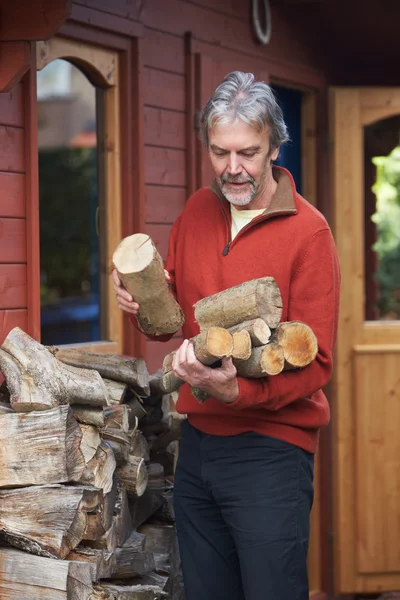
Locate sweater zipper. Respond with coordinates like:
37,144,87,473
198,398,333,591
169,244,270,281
221,209,295,256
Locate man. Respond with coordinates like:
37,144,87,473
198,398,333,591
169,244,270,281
113,71,340,600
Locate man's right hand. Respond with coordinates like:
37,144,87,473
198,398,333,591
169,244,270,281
112,268,171,316
112,269,140,315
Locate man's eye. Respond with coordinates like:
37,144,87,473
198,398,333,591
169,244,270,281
214,151,227,157
241,152,256,158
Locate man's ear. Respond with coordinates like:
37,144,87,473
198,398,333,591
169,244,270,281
271,146,280,161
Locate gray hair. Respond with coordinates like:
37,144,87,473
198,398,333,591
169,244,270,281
199,71,289,151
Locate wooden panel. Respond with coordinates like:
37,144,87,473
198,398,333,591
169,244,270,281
144,107,185,149
0,218,26,263
143,28,185,74
0,42,31,93
0,173,25,217
360,88,400,126
146,335,183,373
0,84,24,127
73,0,140,20
144,147,186,187
301,93,317,207
0,309,28,344
144,68,185,111
145,224,172,260
145,185,186,223
186,0,249,20
354,350,400,574
0,264,27,309
70,3,143,37
0,126,25,173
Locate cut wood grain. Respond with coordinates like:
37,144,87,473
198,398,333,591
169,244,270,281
0,406,86,488
276,321,318,368
113,233,185,336
112,532,155,580
66,547,116,582
71,405,105,428
104,404,131,432
235,343,285,377
117,454,148,497
80,442,116,495
0,485,102,559
103,378,129,404
0,328,108,412
231,330,252,360
194,277,282,330
228,318,271,346
94,583,168,599
53,347,150,396
101,428,130,466
0,547,93,600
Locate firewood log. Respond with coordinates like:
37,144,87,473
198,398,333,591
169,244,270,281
53,347,150,396
112,532,155,580
0,328,108,412
116,455,148,497
0,547,93,600
130,429,150,461
0,485,102,559
138,523,175,573
84,520,118,553
101,428,130,466
80,442,116,495
275,321,318,368
114,482,133,548
71,405,105,428
235,343,285,377
83,510,106,542
231,330,252,360
228,318,271,346
148,370,168,397
129,488,164,530
194,276,282,330
113,232,184,335
0,406,86,488
104,405,131,433
66,547,116,582
103,378,129,404
93,583,168,599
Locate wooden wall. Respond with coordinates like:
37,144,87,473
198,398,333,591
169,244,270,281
0,83,28,348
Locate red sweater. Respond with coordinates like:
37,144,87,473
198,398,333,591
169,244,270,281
141,167,340,453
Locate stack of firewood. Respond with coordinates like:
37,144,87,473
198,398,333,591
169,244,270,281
0,327,184,600
161,277,318,400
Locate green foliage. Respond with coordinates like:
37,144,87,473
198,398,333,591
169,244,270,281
39,148,98,305
372,146,400,318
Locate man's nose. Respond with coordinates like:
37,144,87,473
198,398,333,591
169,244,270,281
227,153,242,175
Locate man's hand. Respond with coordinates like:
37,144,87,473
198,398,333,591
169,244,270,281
112,268,171,315
173,339,239,404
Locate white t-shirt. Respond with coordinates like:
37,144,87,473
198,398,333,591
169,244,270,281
231,205,265,240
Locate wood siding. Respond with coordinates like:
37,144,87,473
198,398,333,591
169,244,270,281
0,83,27,345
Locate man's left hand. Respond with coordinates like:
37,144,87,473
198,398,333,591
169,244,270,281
172,339,239,404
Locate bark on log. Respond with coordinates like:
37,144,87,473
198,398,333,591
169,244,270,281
113,483,133,548
117,455,148,497
190,387,210,403
276,321,318,368
0,406,86,488
112,533,155,579
0,485,102,559
129,488,164,530
113,233,185,335
66,547,116,582
228,318,271,347
126,395,147,422
103,378,129,405
80,442,116,495
71,406,105,428
148,370,168,397
231,330,252,360
101,428,130,466
0,328,108,412
93,583,167,600
235,343,285,377
53,347,150,396
130,429,150,461
194,277,282,330
0,547,93,600
104,405,131,433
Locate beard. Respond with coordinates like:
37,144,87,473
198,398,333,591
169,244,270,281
218,173,258,207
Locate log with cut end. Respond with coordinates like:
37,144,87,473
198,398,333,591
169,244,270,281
0,328,108,412
80,442,116,495
235,343,285,377
0,406,86,488
231,330,252,360
104,405,131,432
113,233,185,335
112,532,155,580
129,488,164,530
0,547,93,600
53,347,150,396
229,318,271,347
103,378,130,405
66,547,116,582
0,485,102,559
276,321,318,368
117,455,148,497
101,428,130,466
113,483,133,548
71,406,105,428
93,583,168,600
194,277,282,331
130,429,150,461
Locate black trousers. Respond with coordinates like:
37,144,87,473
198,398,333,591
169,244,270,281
173,420,314,600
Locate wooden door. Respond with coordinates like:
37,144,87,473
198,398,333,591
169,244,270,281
331,88,400,594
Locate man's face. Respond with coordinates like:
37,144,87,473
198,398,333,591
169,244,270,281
208,119,279,209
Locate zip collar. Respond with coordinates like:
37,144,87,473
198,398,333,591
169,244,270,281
209,166,298,255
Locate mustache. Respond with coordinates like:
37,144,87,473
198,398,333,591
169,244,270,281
221,174,255,186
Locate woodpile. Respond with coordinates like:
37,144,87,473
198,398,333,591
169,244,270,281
0,327,185,600
162,278,319,399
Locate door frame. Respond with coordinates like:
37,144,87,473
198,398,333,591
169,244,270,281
27,22,146,357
